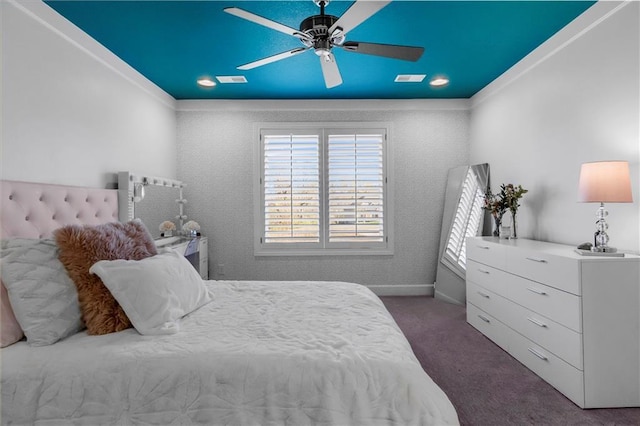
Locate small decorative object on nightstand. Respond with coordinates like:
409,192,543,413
159,220,176,237
577,161,633,253
182,220,200,237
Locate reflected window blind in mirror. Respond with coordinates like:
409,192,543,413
444,167,484,274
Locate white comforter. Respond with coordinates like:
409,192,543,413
2,280,458,425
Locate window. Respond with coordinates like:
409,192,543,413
255,123,392,256
442,167,485,276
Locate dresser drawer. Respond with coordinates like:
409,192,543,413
509,329,585,408
507,247,580,295
467,303,509,352
509,274,582,332
506,302,583,369
466,238,506,269
467,260,510,296
467,281,509,324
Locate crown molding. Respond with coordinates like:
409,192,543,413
176,98,470,112
10,0,176,109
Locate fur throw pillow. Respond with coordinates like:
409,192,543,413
54,220,157,335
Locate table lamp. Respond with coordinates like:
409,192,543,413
578,161,633,253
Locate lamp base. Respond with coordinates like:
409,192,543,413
575,248,624,257
593,202,613,253
591,245,617,253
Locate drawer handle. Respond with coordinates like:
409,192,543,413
477,291,490,299
477,245,490,250
526,257,548,263
477,269,491,275
528,347,549,361
478,314,491,323
527,287,548,296
527,317,548,328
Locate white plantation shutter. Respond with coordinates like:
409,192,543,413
444,167,484,273
327,131,385,244
257,123,391,255
262,133,320,244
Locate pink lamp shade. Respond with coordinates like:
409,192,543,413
578,161,633,203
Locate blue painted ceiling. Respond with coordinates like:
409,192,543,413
44,1,596,100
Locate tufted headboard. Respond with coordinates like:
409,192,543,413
0,180,119,239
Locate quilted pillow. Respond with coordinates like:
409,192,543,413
1,280,24,347
90,251,212,335
54,220,157,335
0,238,83,346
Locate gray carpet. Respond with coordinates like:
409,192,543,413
380,296,640,426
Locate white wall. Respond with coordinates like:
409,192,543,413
176,100,470,290
1,0,177,188
469,1,640,253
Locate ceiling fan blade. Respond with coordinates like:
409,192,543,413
329,0,391,35
224,7,309,40
341,41,424,62
238,47,310,70
319,53,342,89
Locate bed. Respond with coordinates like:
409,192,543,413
0,180,459,425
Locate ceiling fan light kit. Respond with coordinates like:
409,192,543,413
224,0,425,89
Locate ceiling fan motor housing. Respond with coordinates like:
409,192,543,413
300,15,344,50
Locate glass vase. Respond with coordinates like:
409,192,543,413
510,211,518,239
493,215,501,237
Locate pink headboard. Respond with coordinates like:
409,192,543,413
0,180,119,239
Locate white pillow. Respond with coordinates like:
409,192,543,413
89,251,212,335
1,238,84,346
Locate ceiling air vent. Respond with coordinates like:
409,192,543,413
216,76,248,84
394,74,426,83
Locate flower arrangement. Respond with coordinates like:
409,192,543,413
483,183,528,237
483,189,506,219
159,220,176,232
502,183,528,214
182,220,200,235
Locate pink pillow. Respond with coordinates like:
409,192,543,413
1,279,24,347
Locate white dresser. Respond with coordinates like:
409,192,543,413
466,237,640,408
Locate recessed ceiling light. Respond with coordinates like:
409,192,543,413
216,76,248,84
197,77,216,88
394,74,426,83
430,76,449,87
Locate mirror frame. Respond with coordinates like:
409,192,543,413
117,171,187,231
434,163,490,305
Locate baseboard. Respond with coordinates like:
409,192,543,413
368,283,434,297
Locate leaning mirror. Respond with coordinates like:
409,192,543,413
434,163,490,305
118,171,187,239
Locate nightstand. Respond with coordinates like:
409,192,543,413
155,236,208,279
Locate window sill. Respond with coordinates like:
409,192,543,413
255,248,394,257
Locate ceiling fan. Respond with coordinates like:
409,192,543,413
224,0,424,89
